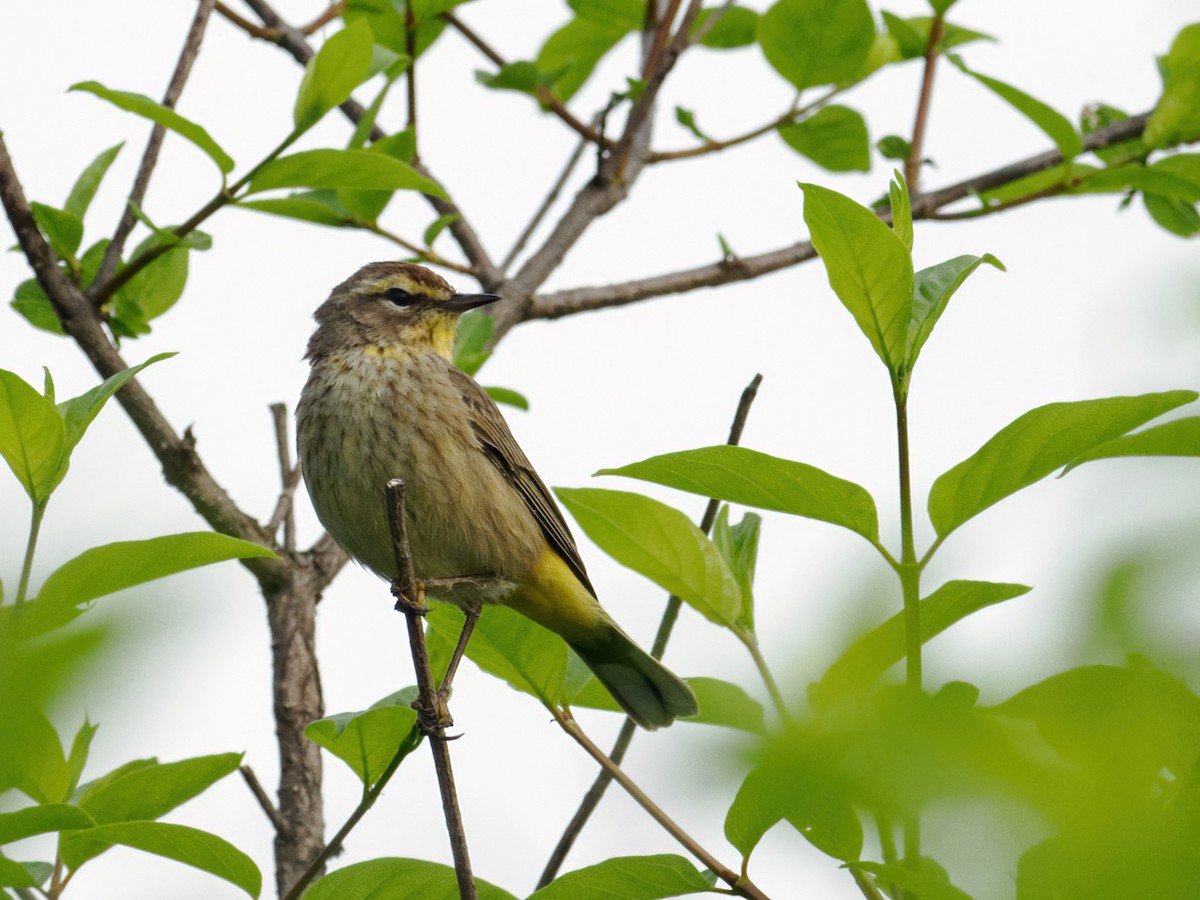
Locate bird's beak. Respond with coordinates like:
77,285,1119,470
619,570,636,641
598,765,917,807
442,292,500,313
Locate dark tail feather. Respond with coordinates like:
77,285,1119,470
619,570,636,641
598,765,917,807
570,625,698,730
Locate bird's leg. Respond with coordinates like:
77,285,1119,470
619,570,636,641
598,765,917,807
438,604,481,696
391,577,428,616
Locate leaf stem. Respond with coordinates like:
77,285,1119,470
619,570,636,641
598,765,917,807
14,502,46,607
742,632,792,726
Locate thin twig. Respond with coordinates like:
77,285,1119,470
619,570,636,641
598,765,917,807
363,222,474,273
88,0,217,301
551,707,769,900
299,1,345,36
386,479,476,900
267,403,300,551
530,112,1156,319
442,12,608,149
240,765,287,834
904,14,944,192
405,7,418,157
538,374,763,887
215,1,284,42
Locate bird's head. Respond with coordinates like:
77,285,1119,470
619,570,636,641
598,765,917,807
306,261,498,362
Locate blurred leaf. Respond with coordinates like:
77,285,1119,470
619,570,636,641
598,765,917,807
0,854,39,888
0,705,67,802
726,762,863,862
248,149,444,198
11,279,65,335
600,445,880,541
453,311,494,375
0,805,95,845
294,18,375,132
1081,103,1144,165
30,203,83,261
876,134,912,161
1144,192,1200,236
476,61,542,95
979,162,1100,205
573,675,765,733
529,854,710,898
850,861,972,900
692,6,758,48
906,254,1003,376
889,171,913,251
0,368,67,506
759,0,874,91
69,81,234,174
423,212,459,246
1144,23,1200,148
928,0,959,13
57,353,173,456
483,386,528,410
812,581,1031,706
779,106,870,172
675,106,712,143
1064,415,1200,470
66,821,260,897
64,143,124,219
237,191,353,228
928,391,1197,539
306,690,421,786
536,13,631,102
65,719,99,798
344,0,447,58
948,56,1082,159
62,753,242,868
801,181,913,376
427,603,568,706
304,857,516,899
1073,162,1200,201
556,487,744,630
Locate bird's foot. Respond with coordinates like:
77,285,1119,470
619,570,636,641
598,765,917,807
391,578,427,615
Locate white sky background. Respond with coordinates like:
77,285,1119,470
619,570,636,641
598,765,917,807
2,1,1199,898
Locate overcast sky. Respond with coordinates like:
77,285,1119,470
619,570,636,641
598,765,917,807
2,2,1199,898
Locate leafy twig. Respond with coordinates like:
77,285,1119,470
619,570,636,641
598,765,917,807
538,373,764,887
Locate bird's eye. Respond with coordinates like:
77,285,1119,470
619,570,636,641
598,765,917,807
385,287,417,306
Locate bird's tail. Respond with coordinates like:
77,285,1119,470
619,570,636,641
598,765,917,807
569,625,698,730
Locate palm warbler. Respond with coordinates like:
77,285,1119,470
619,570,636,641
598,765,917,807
296,261,697,729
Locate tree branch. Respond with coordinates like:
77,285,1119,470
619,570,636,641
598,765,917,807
904,14,944,192
88,0,218,300
529,111,1155,319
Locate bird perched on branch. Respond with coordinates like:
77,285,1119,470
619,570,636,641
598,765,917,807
296,261,697,729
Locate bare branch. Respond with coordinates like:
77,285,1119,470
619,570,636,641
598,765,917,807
530,111,1155,319
538,374,763,888
88,0,218,300
240,765,287,835
904,14,944,191
267,403,301,552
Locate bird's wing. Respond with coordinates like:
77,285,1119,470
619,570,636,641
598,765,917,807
447,366,597,598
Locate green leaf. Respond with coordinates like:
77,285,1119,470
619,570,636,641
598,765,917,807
304,857,517,899
483,386,529,411
237,191,353,228
980,162,1100,205
529,854,711,898
600,445,880,541
877,134,912,161
889,171,913,252
305,691,421,786
65,719,100,797
906,254,1003,374
30,533,276,635
692,6,759,49
69,82,234,174
949,56,1082,160
338,131,420,223
1145,23,1200,148
800,182,913,375
0,854,39,888
1063,415,1200,471
1081,103,1143,165
11,278,65,335
573,675,765,733
0,805,95,845
30,203,84,261
247,149,444,197
62,753,243,869
294,18,376,132
453,311,494,375
812,581,1031,706
726,763,863,862
778,106,870,172
1072,162,1200,202
850,862,972,900
427,604,568,706
118,234,190,324
349,53,411,149
928,391,1198,539
57,354,173,456
65,821,260,897
555,487,744,630
1143,192,1200,236
759,0,875,92
675,106,713,143
65,143,124,219
712,507,761,630
928,0,959,13
0,706,68,803
536,13,631,102
0,368,67,506
423,212,459,246
476,61,543,95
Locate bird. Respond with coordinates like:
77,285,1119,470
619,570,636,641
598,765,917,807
296,261,698,729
